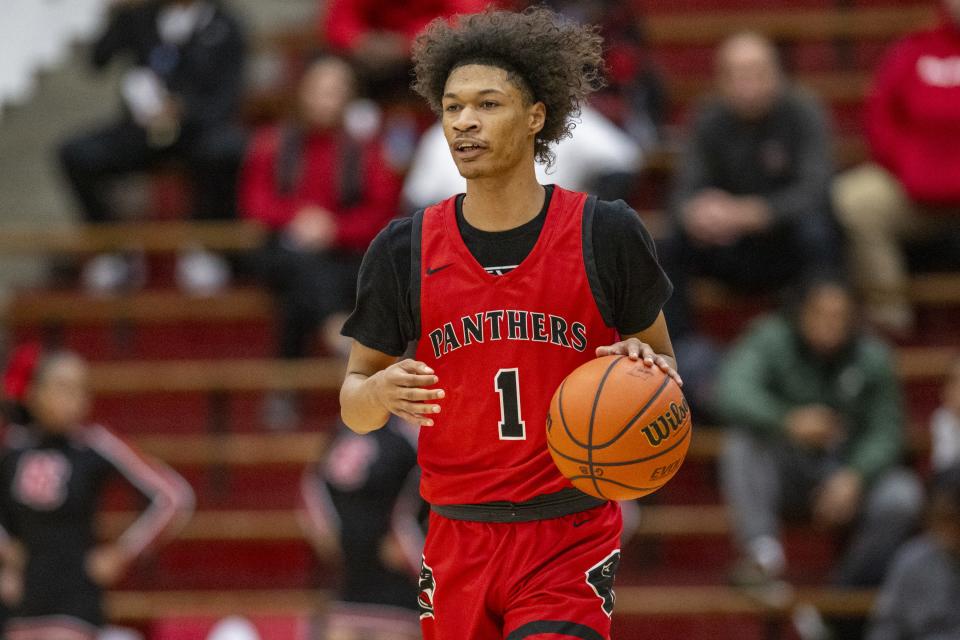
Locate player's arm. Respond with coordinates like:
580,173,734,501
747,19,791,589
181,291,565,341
340,341,445,433
596,312,682,386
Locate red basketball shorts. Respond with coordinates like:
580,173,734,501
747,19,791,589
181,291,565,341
418,501,622,640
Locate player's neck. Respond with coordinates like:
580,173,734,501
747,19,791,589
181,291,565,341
462,165,544,232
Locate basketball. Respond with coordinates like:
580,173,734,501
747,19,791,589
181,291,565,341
546,355,692,501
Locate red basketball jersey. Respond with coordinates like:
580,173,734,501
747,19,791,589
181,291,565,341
413,186,618,505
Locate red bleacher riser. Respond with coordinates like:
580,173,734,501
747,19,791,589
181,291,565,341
613,616,780,640
13,322,274,361
102,525,840,592
101,468,309,510
90,393,340,434
653,41,890,77
642,0,930,13
119,541,319,591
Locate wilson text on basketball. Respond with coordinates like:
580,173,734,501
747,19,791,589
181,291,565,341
640,398,691,447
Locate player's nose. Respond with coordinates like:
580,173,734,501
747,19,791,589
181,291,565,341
452,106,480,131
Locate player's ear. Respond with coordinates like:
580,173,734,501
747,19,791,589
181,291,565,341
528,101,546,136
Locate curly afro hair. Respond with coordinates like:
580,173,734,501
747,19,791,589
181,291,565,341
411,6,605,167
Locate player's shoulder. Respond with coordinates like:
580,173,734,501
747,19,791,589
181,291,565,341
370,215,415,256
589,197,653,243
592,197,641,225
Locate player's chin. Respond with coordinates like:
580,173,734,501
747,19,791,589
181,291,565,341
455,160,494,180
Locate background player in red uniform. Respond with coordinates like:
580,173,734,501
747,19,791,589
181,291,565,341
0,345,193,640
339,7,679,639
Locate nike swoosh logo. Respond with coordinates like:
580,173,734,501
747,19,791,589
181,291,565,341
572,518,592,528
426,263,452,276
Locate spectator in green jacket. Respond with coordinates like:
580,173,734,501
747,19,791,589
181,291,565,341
716,277,923,595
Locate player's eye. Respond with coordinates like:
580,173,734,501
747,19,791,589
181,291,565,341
480,101,498,109
444,103,462,113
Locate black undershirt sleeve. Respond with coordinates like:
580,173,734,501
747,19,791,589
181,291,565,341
591,200,673,335
341,218,415,357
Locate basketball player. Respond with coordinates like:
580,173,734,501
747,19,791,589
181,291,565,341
339,8,679,639
300,416,424,639
0,345,193,639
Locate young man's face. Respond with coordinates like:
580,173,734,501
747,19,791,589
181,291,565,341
798,285,856,358
440,64,545,180
28,356,91,434
717,35,782,121
299,58,355,131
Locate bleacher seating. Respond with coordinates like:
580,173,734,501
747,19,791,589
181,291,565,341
0,221,264,254
2,3,956,637
102,585,878,622
642,5,935,44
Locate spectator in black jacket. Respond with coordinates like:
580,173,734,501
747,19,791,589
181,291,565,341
660,32,842,339
59,0,247,294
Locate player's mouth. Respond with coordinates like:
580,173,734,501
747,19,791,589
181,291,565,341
453,139,488,160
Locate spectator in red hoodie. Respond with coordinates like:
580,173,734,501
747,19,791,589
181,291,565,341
240,54,401,429
833,0,960,334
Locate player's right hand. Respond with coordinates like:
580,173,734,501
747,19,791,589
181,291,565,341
371,359,445,427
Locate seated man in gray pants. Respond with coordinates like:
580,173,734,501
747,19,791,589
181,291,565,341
715,277,923,597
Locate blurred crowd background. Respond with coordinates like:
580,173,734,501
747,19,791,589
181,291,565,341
0,0,959,639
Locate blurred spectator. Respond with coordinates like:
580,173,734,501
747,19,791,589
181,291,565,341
866,465,960,640
240,54,401,429
832,0,960,335
59,0,247,296
540,0,668,149
661,32,841,339
321,0,488,101
931,358,960,473
300,417,422,640
0,345,193,639
716,278,922,596
322,0,497,172
403,103,642,211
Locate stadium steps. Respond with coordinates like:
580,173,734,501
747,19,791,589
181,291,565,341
99,505,730,543
121,430,746,467
266,5,934,61
12,267,960,322
642,5,934,45
39,349,952,436
0,221,264,255
70,350,955,395
103,585,877,619
9,268,960,355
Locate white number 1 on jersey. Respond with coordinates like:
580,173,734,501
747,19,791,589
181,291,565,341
495,368,526,440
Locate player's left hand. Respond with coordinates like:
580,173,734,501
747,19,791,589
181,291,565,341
86,544,133,587
596,338,682,387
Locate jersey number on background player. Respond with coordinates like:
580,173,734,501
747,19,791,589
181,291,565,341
495,368,526,440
